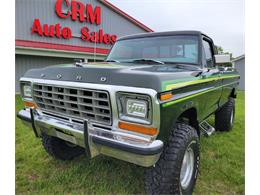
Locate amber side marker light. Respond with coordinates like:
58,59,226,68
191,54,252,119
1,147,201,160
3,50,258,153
118,121,157,136
24,101,37,109
160,92,173,101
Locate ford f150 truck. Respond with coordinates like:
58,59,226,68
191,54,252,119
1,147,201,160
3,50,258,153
17,31,240,194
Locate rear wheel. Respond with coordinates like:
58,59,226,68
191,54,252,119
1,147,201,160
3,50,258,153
145,123,200,194
215,98,235,131
42,133,85,160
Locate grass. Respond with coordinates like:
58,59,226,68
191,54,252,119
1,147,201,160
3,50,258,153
16,91,244,194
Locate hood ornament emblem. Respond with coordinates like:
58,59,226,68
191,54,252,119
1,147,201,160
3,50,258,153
76,75,82,81
56,74,62,79
100,77,107,82
74,59,84,67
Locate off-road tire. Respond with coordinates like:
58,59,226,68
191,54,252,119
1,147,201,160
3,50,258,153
42,133,85,160
215,98,235,131
145,123,200,195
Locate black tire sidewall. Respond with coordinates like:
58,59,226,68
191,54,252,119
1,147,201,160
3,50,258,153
42,133,84,160
215,98,235,131
144,123,200,195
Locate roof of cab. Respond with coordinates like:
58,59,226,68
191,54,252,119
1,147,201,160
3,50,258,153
118,30,211,41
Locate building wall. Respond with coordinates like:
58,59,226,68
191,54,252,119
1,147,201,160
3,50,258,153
15,0,150,93
234,58,245,90
15,0,147,49
15,54,75,92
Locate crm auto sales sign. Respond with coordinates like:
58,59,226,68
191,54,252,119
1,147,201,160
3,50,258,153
31,0,117,45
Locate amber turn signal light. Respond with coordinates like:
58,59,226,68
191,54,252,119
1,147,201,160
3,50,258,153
118,121,157,136
160,93,173,101
24,101,37,109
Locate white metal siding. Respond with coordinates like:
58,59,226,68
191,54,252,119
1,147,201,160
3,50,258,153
234,58,245,90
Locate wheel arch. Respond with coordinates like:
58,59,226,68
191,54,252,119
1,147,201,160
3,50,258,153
230,88,237,98
177,107,200,137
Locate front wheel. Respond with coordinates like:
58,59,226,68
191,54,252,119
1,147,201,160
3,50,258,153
42,133,85,160
145,123,200,195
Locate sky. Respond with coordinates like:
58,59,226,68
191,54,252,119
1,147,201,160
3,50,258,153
109,0,245,57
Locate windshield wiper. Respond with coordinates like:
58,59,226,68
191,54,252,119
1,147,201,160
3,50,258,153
105,59,121,63
163,62,200,70
124,58,165,64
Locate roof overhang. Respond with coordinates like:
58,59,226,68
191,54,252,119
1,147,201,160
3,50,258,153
232,54,245,62
15,40,108,60
98,0,153,32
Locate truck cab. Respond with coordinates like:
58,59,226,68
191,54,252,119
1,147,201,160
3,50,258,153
17,31,240,194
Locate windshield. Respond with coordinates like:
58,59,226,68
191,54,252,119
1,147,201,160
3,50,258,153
106,35,199,65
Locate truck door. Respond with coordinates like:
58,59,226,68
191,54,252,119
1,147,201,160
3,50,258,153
218,67,239,107
200,37,223,116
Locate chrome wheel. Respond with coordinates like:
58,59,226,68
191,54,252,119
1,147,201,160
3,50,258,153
180,146,194,189
230,109,234,126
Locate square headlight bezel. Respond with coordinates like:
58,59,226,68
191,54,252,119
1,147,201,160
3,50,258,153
20,81,33,101
116,92,152,125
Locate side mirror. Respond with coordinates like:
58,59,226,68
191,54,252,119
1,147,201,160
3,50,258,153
214,54,231,64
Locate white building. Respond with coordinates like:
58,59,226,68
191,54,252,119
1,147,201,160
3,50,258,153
232,54,245,90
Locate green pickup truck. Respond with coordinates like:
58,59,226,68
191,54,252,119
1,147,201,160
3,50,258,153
17,31,239,194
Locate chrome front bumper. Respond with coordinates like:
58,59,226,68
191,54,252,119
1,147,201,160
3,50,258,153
17,109,163,167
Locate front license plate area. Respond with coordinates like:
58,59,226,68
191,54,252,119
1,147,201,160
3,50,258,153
56,130,77,145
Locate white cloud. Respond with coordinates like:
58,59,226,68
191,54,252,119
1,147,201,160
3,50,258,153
109,0,244,57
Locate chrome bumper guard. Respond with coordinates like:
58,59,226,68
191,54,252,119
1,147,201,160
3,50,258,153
17,109,163,167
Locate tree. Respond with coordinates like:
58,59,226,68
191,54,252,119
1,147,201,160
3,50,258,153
216,46,224,54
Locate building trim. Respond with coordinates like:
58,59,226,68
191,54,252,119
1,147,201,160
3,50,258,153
232,54,245,62
16,46,106,60
99,0,153,32
16,40,110,55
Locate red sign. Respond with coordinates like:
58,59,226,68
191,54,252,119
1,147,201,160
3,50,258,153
55,0,101,24
31,0,117,45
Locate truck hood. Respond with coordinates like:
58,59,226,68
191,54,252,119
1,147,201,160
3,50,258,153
23,62,201,92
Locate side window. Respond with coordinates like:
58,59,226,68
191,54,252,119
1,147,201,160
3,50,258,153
203,40,214,67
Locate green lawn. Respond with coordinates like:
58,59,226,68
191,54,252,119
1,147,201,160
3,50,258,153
16,92,245,194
